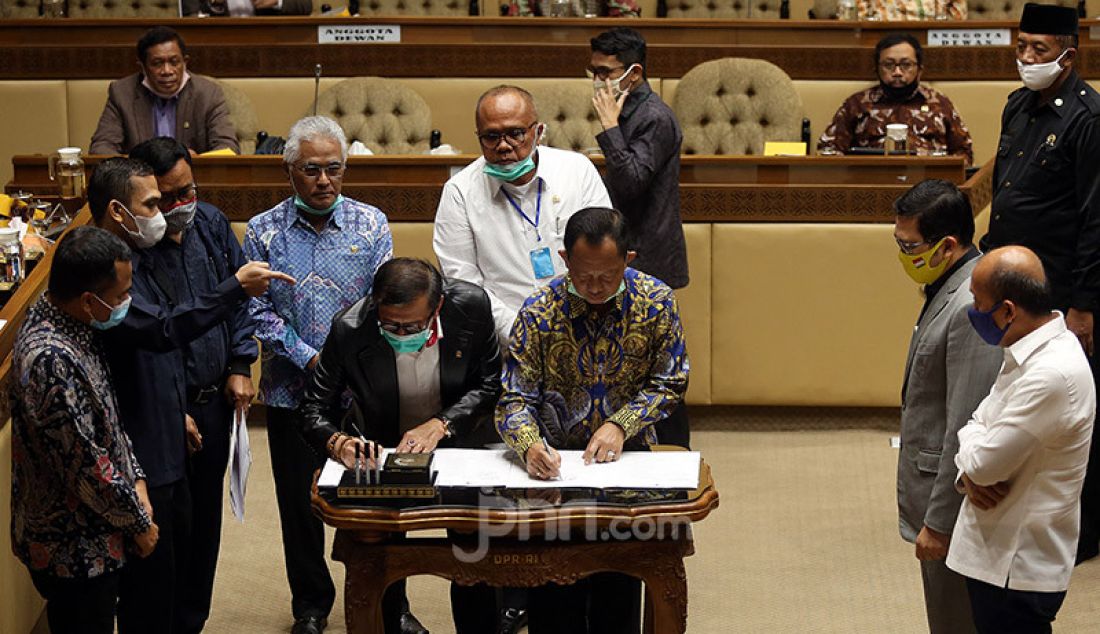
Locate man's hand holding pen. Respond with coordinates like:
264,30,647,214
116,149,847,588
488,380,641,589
526,439,562,481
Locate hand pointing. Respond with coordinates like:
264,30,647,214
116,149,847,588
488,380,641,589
235,261,296,297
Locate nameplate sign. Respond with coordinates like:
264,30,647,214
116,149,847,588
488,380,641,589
927,29,1011,47
1091,25,1100,41
318,25,402,44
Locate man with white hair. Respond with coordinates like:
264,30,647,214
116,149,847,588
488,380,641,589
242,116,395,634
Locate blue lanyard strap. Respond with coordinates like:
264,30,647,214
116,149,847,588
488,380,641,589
502,179,543,241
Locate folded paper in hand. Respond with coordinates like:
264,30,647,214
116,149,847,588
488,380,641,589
228,409,252,521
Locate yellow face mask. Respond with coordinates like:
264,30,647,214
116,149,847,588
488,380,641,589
898,237,950,285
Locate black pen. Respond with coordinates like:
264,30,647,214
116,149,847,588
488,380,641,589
372,440,381,485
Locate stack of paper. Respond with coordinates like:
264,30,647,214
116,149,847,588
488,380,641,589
318,449,701,490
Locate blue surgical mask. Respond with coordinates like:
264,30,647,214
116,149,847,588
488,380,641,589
294,194,344,216
380,326,431,354
483,153,537,182
90,294,131,331
566,278,626,305
967,301,1009,345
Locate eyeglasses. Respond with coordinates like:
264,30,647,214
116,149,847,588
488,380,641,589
879,61,918,72
158,184,197,209
896,236,940,255
585,65,625,81
293,162,346,180
378,317,433,336
476,123,537,149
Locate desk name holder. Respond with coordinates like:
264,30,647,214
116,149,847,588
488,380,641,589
337,452,438,502
318,25,402,44
927,29,1011,47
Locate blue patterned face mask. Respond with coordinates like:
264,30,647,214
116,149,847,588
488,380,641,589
90,294,131,331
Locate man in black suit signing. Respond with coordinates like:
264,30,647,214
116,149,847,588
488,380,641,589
299,257,501,634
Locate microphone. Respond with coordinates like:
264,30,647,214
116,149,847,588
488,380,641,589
313,64,322,117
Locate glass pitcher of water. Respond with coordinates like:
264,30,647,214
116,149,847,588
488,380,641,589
48,147,86,200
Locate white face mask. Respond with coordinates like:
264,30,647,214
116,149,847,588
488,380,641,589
593,64,639,100
1017,49,1069,91
118,201,167,249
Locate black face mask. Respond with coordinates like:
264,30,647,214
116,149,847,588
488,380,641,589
880,79,920,102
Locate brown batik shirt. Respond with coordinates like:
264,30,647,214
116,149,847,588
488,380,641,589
818,84,974,166
856,0,967,21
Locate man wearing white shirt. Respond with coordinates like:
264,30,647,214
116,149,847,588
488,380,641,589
433,85,612,345
948,246,1096,633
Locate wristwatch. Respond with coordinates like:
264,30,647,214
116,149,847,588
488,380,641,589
438,415,455,439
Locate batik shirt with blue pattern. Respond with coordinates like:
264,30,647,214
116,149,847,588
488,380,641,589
496,268,689,457
243,197,392,409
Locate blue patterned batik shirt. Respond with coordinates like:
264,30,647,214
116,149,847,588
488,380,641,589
11,298,152,579
496,268,689,457
243,197,392,409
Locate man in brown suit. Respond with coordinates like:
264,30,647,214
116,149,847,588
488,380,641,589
90,27,239,156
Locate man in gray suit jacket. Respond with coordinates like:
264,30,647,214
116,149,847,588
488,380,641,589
90,27,239,156
893,179,1002,634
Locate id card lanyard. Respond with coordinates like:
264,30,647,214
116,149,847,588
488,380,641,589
502,179,543,241
502,180,554,280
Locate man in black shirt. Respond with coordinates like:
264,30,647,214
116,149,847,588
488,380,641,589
980,2,1100,563
89,157,291,632
130,137,259,633
590,26,691,450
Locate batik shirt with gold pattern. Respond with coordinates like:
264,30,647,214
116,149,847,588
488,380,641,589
496,268,688,457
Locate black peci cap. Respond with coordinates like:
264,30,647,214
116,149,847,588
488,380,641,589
1019,2,1078,36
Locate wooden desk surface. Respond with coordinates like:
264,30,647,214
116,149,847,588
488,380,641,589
313,459,719,537
1,17,1096,80
9,154,987,223
0,208,90,428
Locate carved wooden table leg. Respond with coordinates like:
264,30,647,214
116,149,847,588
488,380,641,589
331,529,695,634
333,529,390,634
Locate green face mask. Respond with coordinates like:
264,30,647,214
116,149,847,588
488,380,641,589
380,326,431,354
294,194,344,216
567,278,626,305
482,153,537,181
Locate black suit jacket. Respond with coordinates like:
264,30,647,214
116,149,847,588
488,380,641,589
298,278,501,456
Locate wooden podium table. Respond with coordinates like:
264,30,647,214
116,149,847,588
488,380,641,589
8,154,988,223
3,17,1099,81
311,456,719,634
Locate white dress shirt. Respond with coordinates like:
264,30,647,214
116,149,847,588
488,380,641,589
947,314,1095,592
433,145,611,344
395,316,443,435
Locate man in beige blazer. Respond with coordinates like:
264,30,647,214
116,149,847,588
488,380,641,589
90,26,238,156
893,179,1002,634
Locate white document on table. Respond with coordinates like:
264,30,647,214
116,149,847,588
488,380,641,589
318,449,701,490
319,458,346,488
433,448,701,490
227,409,252,522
